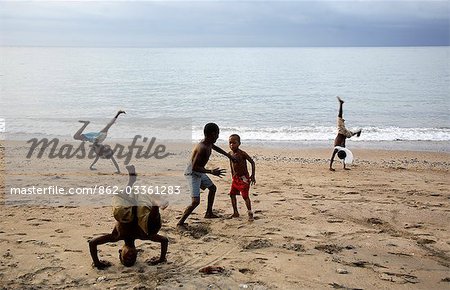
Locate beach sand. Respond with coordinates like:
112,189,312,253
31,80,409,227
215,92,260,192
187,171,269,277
0,143,449,289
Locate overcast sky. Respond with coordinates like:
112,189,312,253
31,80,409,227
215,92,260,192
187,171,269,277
0,1,448,47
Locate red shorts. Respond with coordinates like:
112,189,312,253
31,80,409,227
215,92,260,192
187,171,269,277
229,175,250,199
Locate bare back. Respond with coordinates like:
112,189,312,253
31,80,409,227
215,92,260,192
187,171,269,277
334,134,346,147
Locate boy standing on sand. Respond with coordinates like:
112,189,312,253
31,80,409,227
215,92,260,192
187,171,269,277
177,123,236,229
329,97,362,171
228,134,256,221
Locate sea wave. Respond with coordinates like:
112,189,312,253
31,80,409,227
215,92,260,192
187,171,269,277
2,119,450,143
193,126,450,142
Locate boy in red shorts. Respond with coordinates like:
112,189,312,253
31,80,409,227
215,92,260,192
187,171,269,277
228,134,256,221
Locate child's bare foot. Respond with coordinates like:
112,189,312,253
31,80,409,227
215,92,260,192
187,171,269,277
126,165,136,174
356,130,362,137
329,168,335,171
126,165,136,182
229,213,240,218
125,165,137,179
114,110,126,118
337,96,344,104
146,256,167,265
90,166,97,171
248,211,254,221
176,223,189,231
78,120,90,124
204,212,220,219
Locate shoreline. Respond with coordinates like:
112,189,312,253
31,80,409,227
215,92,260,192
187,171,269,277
223,140,450,153
2,132,449,153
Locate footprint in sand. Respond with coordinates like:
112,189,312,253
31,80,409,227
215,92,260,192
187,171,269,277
179,224,210,239
282,243,305,252
416,238,436,245
17,266,66,284
243,239,273,250
367,217,384,225
238,268,255,274
314,244,344,254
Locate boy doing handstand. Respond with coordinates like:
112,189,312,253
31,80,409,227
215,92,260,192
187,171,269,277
89,165,168,269
329,97,361,171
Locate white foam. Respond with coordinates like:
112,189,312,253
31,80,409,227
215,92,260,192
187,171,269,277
193,126,450,142
0,118,5,133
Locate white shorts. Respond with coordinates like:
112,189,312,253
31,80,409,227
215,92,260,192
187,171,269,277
184,164,213,198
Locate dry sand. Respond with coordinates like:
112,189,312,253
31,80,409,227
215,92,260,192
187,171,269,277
0,143,449,289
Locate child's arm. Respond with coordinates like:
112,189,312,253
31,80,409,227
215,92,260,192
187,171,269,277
146,234,169,265
89,230,120,269
212,145,237,163
192,145,226,177
246,153,256,185
229,159,235,176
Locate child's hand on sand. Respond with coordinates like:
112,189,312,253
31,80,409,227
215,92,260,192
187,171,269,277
250,175,256,185
93,260,112,270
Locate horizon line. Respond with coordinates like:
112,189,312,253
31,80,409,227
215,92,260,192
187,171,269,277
1,44,449,49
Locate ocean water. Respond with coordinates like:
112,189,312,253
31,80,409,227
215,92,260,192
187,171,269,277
0,47,449,150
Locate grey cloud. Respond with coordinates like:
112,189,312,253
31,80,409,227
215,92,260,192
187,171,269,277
0,1,448,47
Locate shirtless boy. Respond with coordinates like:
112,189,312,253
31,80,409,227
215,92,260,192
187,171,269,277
177,123,236,229
228,134,256,221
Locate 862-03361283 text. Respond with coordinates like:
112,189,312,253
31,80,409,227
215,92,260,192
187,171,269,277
9,185,181,195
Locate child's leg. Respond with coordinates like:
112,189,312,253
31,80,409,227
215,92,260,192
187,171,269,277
343,162,350,170
337,96,344,118
90,155,100,170
230,195,239,217
73,121,90,141
178,175,201,226
243,193,253,221
177,197,200,226
99,111,126,134
148,206,160,220
329,148,338,171
125,165,137,188
244,197,252,211
110,156,121,174
204,184,219,218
